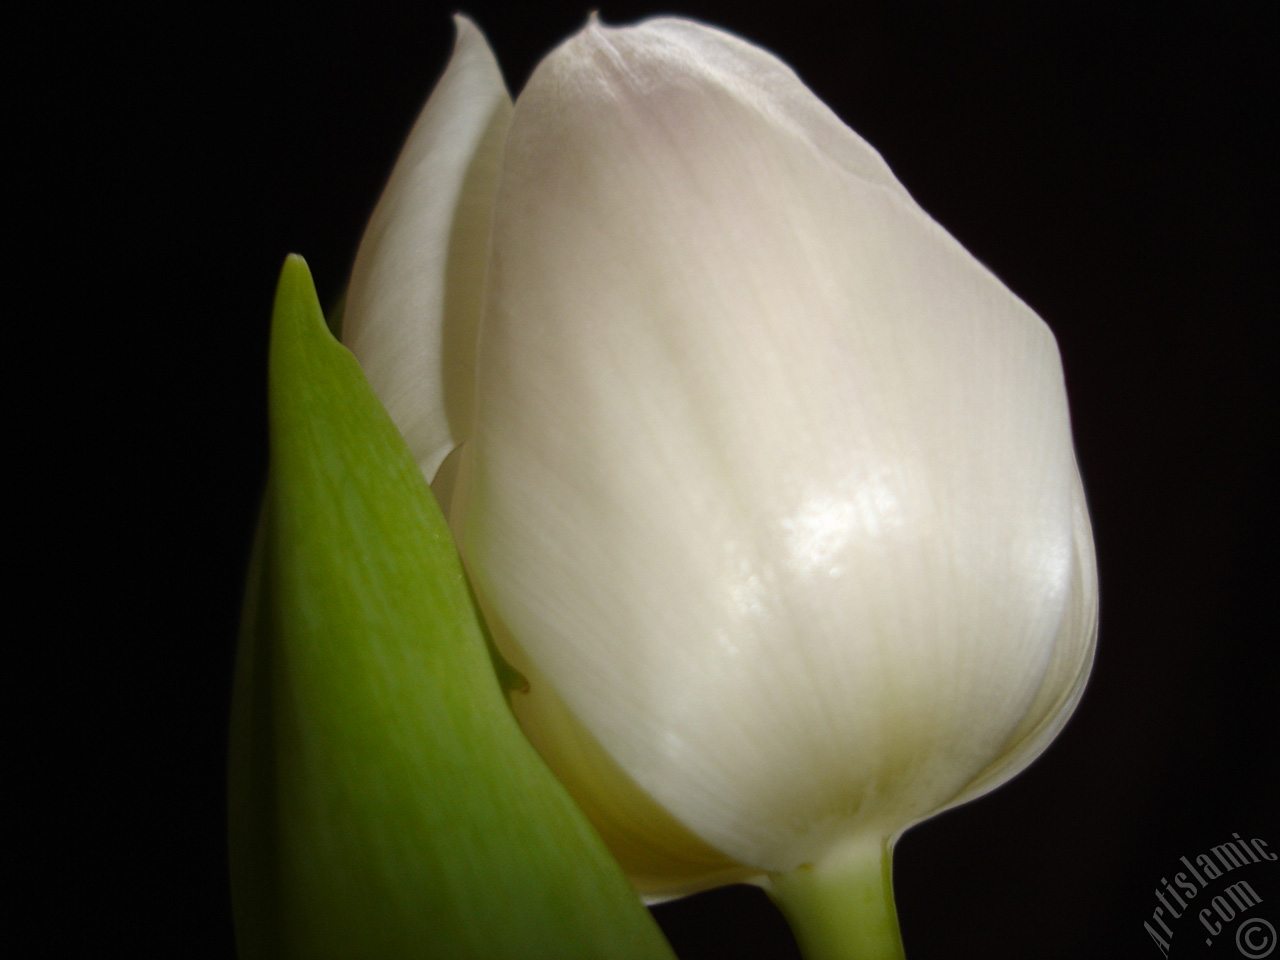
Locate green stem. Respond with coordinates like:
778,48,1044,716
764,835,905,960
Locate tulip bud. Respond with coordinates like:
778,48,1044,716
345,15,1097,958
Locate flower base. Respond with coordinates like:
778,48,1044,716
764,835,905,960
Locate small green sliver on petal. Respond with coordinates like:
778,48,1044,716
229,255,676,960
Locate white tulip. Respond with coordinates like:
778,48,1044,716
344,13,1097,949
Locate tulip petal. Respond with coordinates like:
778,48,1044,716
343,16,511,483
943,466,1098,810
458,17,1095,877
230,256,677,959
481,609,759,899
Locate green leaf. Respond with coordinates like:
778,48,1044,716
229,255,676,960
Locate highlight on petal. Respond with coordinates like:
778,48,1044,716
453,15,1095,881
343,16,512,482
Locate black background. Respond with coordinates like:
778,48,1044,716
61,1,1273,957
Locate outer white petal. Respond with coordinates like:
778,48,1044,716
940,465,1097,810
457,17,1096,879
343,16,511,481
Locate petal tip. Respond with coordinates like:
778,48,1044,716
450,12,478,37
